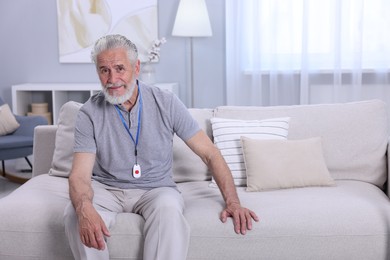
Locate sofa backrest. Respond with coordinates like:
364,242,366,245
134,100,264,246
214,100,389,189
49,99,389,189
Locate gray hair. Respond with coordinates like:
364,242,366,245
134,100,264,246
91,34,138,66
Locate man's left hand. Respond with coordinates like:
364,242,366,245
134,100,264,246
220,203,259,235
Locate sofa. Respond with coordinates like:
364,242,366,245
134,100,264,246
1,99,390,259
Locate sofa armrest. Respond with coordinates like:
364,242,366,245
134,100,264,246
388,139,390,197
33,125,58,178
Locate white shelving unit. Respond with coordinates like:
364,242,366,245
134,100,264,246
12,82,179,124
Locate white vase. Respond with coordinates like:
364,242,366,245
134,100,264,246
140,63,156,84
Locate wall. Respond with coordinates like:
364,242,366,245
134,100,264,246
0,0,225,109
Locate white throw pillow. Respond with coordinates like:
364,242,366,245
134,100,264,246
241,136,335,191
210,117,290,187
0,104,20,136
49,101,83,177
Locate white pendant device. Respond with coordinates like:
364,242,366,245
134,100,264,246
133,164,141,178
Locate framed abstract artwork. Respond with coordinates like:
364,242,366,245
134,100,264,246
56,0,158,63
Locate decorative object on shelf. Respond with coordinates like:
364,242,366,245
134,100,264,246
140,37,167,84
140,63,156,84
172,0,212,108
27,103,52,125
31,103,48,114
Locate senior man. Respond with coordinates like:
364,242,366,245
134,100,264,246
64,34,258,260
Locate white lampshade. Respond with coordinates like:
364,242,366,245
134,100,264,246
172,0,212,37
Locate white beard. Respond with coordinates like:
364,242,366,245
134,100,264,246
103,78,136,105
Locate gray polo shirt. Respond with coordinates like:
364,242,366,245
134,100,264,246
74,81,200,189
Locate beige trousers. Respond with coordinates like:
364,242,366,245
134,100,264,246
64,181,190,260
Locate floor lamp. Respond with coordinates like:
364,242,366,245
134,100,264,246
172,0,212,107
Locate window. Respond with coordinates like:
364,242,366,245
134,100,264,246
240,0,390,72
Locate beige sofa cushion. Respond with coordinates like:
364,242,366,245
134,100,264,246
2,175,390,259
180,180,390,260
49,101,213,182
241,137,335,191
214,100,389,189
49,101,82,177
173,109,214,182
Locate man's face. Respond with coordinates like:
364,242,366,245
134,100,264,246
97,47,140,103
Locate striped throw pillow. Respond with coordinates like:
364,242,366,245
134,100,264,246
210,117,290,187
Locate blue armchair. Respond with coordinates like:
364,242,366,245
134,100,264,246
0,97,48,183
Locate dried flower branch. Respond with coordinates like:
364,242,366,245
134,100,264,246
148,37,167,63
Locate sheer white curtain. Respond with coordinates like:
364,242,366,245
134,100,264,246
226,0,390,106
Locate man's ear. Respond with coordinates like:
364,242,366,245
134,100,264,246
135,59,141,77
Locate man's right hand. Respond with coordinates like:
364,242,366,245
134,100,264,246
77,202,110,250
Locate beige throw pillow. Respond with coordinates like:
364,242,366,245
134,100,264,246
241,136,335,191
0,104,20,136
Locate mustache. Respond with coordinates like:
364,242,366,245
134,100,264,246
105,82,124,88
